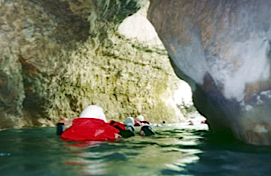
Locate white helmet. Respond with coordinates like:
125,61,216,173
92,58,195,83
79,105,107,122
124,117,135,131
124,117,135,126
136,115,144,122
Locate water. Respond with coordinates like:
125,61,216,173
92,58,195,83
0,124,271,176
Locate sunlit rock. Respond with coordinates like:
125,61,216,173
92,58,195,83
118,1,163,48
148,0,271,145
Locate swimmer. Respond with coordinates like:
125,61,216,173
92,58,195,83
58,105,121,142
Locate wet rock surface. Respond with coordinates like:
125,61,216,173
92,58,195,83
148,0,271,145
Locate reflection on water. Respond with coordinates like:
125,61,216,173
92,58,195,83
0,124,271,176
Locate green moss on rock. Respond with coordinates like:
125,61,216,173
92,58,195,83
46,30,185,124
0,0,193,128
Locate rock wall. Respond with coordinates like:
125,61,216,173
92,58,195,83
47,32,186,125
0,0,191,128
0,0,90,128
148,0,271,145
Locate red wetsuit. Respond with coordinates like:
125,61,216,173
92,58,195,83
140,120,150,125
134,120,150,126
109,120,126,131
60,118,121,142
134,120,142,126
109,120,135,138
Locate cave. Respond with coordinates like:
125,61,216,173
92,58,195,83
1,0,271,145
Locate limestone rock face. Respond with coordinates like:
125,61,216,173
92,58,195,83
0,0,190,128
148,0,271,145
0,0,90,128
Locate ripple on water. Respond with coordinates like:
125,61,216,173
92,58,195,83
1,124,271,176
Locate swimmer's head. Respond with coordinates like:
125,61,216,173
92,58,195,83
124,117,135,131
136,115,144,122
79,105,107,122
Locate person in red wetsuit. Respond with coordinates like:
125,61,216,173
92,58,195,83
109,117,136,138
134,115,144,126
59,105,121,142
135,115,150,126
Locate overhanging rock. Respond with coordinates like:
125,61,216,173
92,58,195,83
148,0,271,145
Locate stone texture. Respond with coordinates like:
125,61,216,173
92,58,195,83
0,0,90,128
46,32,186,125
148,0,271,145
0,0,191,129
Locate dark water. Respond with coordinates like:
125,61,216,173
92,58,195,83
0,124,271,176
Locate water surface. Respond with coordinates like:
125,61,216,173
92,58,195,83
0,124,270,176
